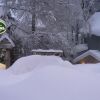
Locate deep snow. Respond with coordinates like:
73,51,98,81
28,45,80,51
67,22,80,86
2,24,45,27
0,55,100,100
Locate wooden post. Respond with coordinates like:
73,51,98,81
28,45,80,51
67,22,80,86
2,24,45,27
5,49,11,68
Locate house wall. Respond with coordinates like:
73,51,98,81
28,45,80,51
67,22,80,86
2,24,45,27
77,55,99,64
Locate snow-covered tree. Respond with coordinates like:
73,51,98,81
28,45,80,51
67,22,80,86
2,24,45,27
0,0,87,60
81,0,95,20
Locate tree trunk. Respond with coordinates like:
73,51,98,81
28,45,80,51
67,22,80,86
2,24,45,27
5,49,11,68
32,0,36,32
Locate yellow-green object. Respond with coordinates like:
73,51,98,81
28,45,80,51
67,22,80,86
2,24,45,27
0,19,6,34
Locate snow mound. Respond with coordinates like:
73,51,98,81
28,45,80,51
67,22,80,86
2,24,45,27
9,55,72,75
1,63,100,100
75,63,100,73
0,70,31,86
0,56,100,100
89,12,100,36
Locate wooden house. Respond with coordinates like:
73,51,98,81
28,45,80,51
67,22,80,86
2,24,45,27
73,50,100,64
0,34,15,68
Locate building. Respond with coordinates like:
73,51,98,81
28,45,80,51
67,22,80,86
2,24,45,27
0,33,15,68
80,12,100,51
73,50,100,64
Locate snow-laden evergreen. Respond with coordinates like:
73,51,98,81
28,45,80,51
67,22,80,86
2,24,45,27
0,0,97,60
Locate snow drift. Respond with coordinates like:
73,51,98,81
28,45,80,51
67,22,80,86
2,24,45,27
9,55,72,75
0,55,100,100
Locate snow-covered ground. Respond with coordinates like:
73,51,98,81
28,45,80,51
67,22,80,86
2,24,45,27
0,55,100,100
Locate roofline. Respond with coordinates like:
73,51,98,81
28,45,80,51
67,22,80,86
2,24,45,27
0,33,15,47
73,50,100,63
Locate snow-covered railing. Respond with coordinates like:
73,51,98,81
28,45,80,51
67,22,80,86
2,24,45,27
32,49,63,57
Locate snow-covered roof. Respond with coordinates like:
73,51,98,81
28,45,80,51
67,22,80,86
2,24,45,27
89,12,100,36
32,49,63,53
73,50,100,63
0,34,15,47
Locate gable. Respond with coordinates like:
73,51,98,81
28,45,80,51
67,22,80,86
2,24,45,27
0,34,15,48
0,38,11,44
73,50,100,63
77,55,99,64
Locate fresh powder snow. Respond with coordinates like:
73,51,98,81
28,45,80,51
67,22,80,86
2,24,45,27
0,55,100,100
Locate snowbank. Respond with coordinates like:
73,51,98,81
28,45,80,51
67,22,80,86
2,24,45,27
0,70,31,85
9,55,72,74
0,55,100,100
89,12,100,36
75,63,100,74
